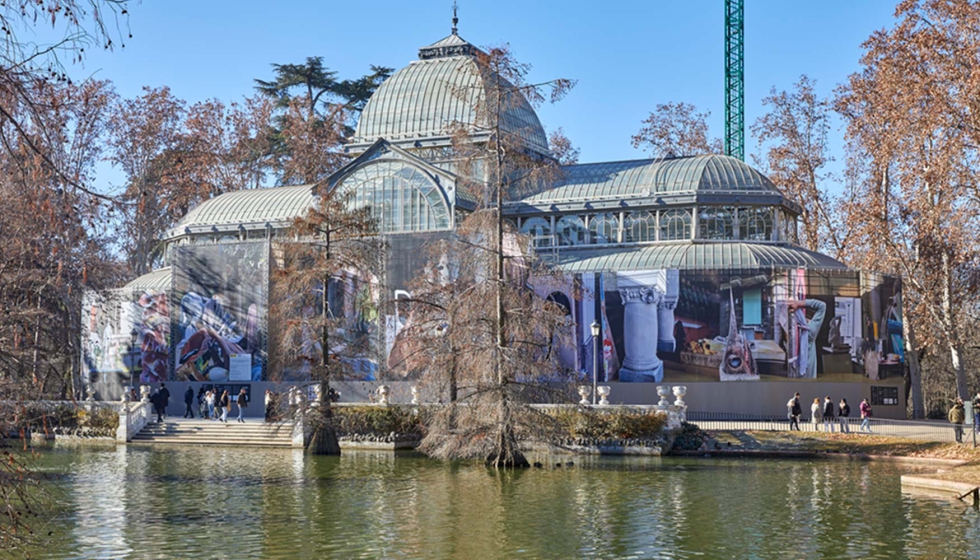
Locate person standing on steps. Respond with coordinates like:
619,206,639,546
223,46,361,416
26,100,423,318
811,398,822,431
860,398,873,433
236,387,248,423
183,386,195,418
838,398,850,434
822,396,835,433
949,398,966,444
150,389,164,423
207,390,216,420
219,390,230,423
787,392,802,431
158,383,170,419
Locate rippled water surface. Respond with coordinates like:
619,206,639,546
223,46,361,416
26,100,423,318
20,445,980,559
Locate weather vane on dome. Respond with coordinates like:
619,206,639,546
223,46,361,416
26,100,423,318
451,1,459,35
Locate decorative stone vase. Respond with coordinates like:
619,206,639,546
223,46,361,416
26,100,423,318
411,385,420,405
378,385,390,405
672,385,687,407
656,385,671,408
597,385,611,406
577,385,591,405
140,385,151,403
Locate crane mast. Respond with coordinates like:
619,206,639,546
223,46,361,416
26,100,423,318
724,0,744,161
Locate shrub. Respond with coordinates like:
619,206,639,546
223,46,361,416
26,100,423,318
332,405,425,439
544,407,668,441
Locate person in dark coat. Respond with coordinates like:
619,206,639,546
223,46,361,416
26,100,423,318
787,392,802,431
822,396,835,433
183,386,195,418
838,398,851,433
150,390,164,422
949,398,966,443
158,383,171,418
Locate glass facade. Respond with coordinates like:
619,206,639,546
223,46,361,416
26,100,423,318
340,161,451,233
660,209,692,241
589,213,619,244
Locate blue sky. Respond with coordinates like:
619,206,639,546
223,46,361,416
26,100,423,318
71,0,899,190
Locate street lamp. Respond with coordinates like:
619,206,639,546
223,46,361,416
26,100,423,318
591,321,600,405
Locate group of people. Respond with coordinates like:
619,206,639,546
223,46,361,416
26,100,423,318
190,386,250,423
786,392,873,433
946,392,980,444
148,384,251,423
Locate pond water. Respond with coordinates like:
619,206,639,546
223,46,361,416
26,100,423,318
19,445,980,559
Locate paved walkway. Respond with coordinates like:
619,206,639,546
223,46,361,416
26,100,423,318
691,418,973,444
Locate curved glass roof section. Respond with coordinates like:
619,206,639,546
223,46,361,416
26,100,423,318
521,154,781,204
124,267,172,291
549,242,846,272
353,34,549,154
169,185,315,236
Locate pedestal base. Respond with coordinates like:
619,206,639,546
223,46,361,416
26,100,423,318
619,363,664,383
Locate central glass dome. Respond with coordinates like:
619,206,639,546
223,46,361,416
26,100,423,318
350,32,550,155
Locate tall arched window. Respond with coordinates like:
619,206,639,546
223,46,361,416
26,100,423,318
659,209,691,241
520,217,553,248
624,211,656,243
738,207,773,241
699,207,734,240
339,161,451,233
589,213,619,244
555,215,587,246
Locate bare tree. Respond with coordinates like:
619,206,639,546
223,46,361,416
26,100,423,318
269,187,381,455
396,44,576,468
837,0,980,403
752,76,845,256
631,101,723,158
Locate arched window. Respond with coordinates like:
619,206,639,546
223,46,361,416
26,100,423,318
339,161,451,233
589,213,619,244
624,211,656,243
520,217,553,248
659,209,691,241
555,215,587,246
699,207,734,240
738,207,773,241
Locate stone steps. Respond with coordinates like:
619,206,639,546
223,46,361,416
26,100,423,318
131,420,294,447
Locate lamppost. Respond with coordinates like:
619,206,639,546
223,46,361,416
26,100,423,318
591,321,600,405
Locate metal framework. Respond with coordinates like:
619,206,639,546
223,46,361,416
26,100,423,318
724,0,744,161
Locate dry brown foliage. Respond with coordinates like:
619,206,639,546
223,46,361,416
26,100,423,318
631,101,723,158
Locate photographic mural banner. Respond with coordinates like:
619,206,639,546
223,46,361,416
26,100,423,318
172,242,269,382
81,287,170,400
574,268,903,384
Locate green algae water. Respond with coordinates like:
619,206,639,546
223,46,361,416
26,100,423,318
20,445,980,559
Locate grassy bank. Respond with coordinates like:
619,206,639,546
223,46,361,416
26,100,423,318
695,428,980,486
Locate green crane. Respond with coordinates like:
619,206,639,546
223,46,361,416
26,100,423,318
724,0,744,161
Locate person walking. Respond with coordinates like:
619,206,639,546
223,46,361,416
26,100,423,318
207,390,216,420
811,398,822,431
822,396,835,433
150,389,164,423
236,387,248,423
972,391,980,433
787,392,802,431
219,390,230,423
197,387,207,419
838,398,851,434
183,386,195,418
949,398,966,444
859,398,873,433
158,383,170,418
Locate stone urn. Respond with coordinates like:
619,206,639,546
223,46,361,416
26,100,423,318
411,385,420,405
656,385,671,408
597,385,611,406
577,385,591,405
377,385,390,405
672,385,687,407
140,385,151,403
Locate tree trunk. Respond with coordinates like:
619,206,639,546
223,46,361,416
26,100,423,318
904,316,925,419
307,396,340,455
485,398,529,469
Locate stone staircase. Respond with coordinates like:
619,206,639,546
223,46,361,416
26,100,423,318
130,418,294,447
